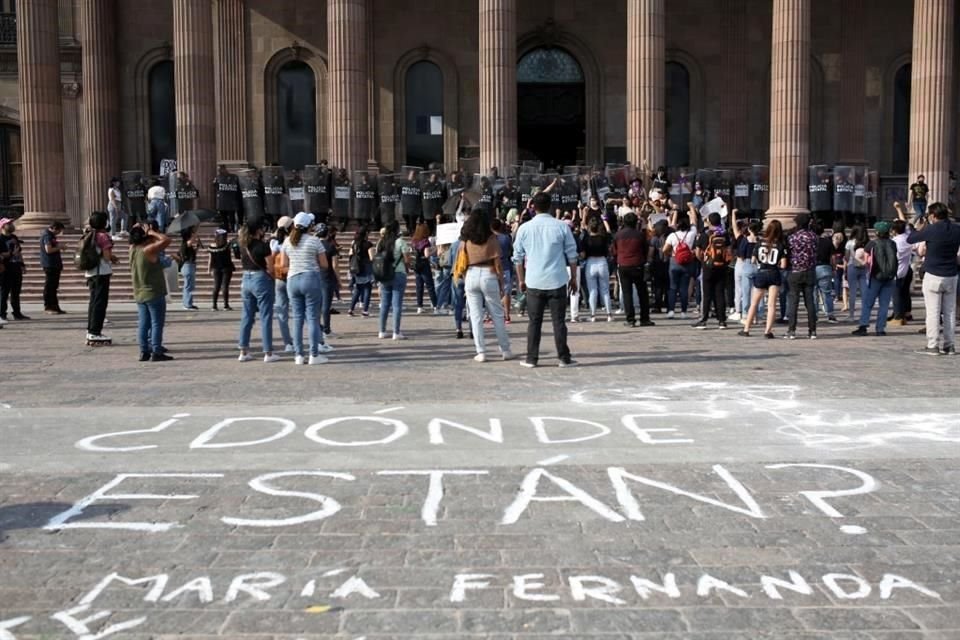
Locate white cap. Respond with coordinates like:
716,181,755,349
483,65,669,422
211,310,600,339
293,212,315,229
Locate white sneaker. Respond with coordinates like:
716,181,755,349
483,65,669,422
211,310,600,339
392,333,407,341
238,353,253,362
433,307,440,315
727,312,742,322
502,351,515,361
294,355,305,365
284,344,295,353
308,355,328,365
263,354,281,363
607,315,614,323
324,331,336,339
417,307,424,315
378,332,387,339
590,316,597,323
666,311,675,319
680,312,689,320
318,343,335,353
474,353,487,363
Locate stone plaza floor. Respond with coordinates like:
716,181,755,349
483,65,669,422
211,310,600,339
1,297,959,639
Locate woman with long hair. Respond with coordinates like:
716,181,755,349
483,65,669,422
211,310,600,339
663,213,698,319
845,224,870,321
271,217,294,352
348,225,374,317
460,210,513,362
281,212,330,365
580,215,613,322
374,220,410,340
739,220,787,338
237,218,280,362
178,226,201,311
411,223,438,314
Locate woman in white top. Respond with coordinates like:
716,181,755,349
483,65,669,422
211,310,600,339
844,224,869,322
281,212,330,365
662,211,699,319
107,178,126,239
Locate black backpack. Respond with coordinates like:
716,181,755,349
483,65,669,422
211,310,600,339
74,230,101,271
371,242,395,282
872,238,898,282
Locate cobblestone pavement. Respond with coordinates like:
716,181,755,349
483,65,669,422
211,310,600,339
1,301,959,638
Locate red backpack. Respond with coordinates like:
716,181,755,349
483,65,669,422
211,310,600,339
672,232,695,266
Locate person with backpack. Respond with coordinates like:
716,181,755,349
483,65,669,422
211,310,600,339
411,223,438,314
845,224,869,322
270,216,295,353
663,212,698,319
692,212,731,330
907,202,960,355
373,220,410,340
784,213,819,340
739,219,788,339
347,226,374,317
281,212,330,365
79,211,118,345
851,221,899,337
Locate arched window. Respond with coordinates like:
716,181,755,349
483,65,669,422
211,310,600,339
665,61,690,168
0,124,21,209
517,47,585,168
148,60,176,174
892,63,911,174
277,60,317,169
517,48,584,84
405,61,443,168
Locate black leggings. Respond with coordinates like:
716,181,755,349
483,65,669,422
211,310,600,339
212,268,233,307
700,267,727,323
0,263,23,316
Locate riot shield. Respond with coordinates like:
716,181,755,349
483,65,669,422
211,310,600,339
303,165,331,217
853,165,868,215
472,174,495,215
592,167,611,203
238,168,265,222
286,171,305,214
420,170,446,220
733,167,751,212
808,165,832,213
497,176,521,214
168,172,199,218
447,170,468,200
261,166,286,217
331,168,352,223
518,173,535,209
833,165,855,213
213,171,241,214
122,171,147,222
695,169,715,196
399,166,423,223
559,173,580,213
713,170,733,209
353,170,377,223
750,165,769,213
378,174,400,226
670,167,693,206
607,164,629,196
521,160,542,175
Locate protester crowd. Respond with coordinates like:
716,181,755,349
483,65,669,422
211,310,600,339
1,164,958,365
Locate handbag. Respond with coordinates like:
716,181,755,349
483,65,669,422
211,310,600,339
452,244,469,282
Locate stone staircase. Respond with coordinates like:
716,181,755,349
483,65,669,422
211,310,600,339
18,224,377,307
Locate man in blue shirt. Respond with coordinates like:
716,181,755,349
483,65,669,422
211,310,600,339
514,192,579,367
907,202,960,355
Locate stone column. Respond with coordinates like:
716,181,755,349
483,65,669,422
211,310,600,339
838,0,866,163
767,0,811,223
62,81,84,228
909,0,955,205
626,0,664,171
15,0,68,229
719,0,748,165
328,0,369,173
214,0,248,165
173,0,217,208
479,0,517,173
79,0,120,216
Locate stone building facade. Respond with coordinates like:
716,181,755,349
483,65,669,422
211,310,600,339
0,0,958,228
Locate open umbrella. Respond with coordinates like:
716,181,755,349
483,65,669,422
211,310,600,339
165,209,217,235
442,190,481,218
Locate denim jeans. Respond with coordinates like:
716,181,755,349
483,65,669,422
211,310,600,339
922,274,958,349
453,278,467,331
912,200,927,223
108,204,126,235
584,257,612,316
465,267,511,355
733,260,743,314
319,270,335,334
350,280,373,313
846,264,868,319
414,262,437,308
287,271,322,357
435,267,453,311
239,271,275,352
859,277,895,332
181,261,196,308
667,262,695,312
137,295,166,354
740,261,758,318
379,271,407,334
148,199,168,233
814,264,836,317
274,278,293,348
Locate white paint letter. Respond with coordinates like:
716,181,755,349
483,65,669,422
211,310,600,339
330,576,381,600
501,468,625,525
696,574,750,599
512,574,559,602
79,573,170,606
608,465,765,522
428,418,503,445
569,575,626,605
44,473,223,533
51,604,146,639
629,574,681,600
221,471,354,528
74,414,189,453
760,571,814,600
376,470,488,526
304,416,408,447
450,574,494,603
530,417,611,444
190,417,296,449
161,577,214,604
224,572,286,603
620,416,694,444
765,463,878,518
879,574,940,600
0,616,30,640
822,573,871,600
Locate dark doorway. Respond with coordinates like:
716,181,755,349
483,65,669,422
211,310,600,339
517,47,585,170
892,63,911,174
148,60,176,174
277,60,317,170
405,60,444,168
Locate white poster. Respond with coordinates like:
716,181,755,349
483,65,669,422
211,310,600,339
435,222,462,245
